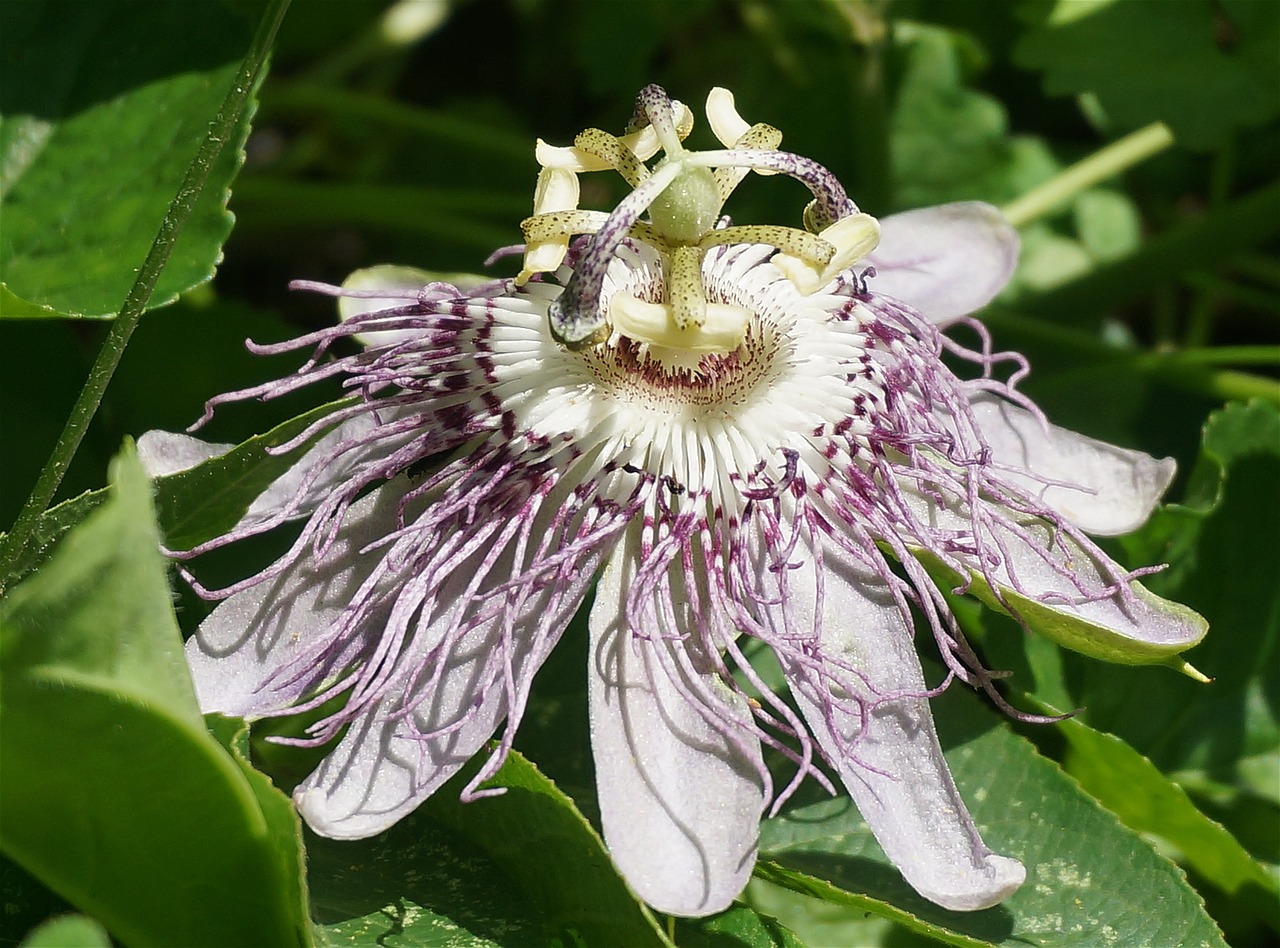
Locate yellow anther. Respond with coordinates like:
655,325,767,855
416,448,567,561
534,102,693,172
574,128,647,187
773,212,881,295
610,293,750,354
706,87,751,147
517,167,582,285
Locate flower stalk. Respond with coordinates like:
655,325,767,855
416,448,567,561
1001,121,1175,228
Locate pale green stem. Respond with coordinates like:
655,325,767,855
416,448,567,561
299,0,446,85
1181,272,1280,314
1141,361,1280,405
982,309,1280,407
1234,253,1280,288
1002,122,1175,228
1157,346,1280,367
0,0,293,594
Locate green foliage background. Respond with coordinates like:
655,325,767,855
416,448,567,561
1,1,1277,945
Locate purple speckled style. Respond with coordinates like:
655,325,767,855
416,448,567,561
139,86,1206,919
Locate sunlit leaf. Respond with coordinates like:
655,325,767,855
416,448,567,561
675,905,809,948
0,448,310,947
1014,0,1280,149
1056,714,1277,903
0,0,253,318
1077,401,1279,777
427,750,673,948
758,684,1226,947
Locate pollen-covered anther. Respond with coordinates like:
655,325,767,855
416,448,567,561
610,292,750,354
705,87,782,198
534,100,693,172
774,212,882,295
517,167,583,284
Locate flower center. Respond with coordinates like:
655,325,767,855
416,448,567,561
582,246,789,410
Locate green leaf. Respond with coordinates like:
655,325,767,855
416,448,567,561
1072,188,1141,263
152,398,354,551
744,874,910,948
1013,0,1280,149
0,489,106,592
891,22,1061,209
0,447,311,947
0,0,253,318
427,749,673,948
309,748,671,947
1076,401,1280,777
206,715,312,942
674,905,809,948
1,397,351,586
18,915,111,948
758,684,1226,947
307,809,546,947
1055,713,1278,904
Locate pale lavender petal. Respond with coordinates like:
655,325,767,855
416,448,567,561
865,202,1019,324
293,611,527,840
185,485,400,717
294,498,608,839
141,412,413,537
970,393,1175,536
588,539,767,917
901,489,1206,660
768,542,1025,911
979,516,1207,659
239,411,406,528
137,430,232,477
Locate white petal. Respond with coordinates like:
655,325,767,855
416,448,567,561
588,538,766,917
137,430,232,477
903,489,1205,659
970,394,1175,536
865,202,1019,323
339,265,431,348
185,485,400,717
766,540,1024,911
294,498,606,839
148,412,417,541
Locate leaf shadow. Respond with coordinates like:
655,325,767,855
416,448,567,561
304,813,543,944
771,849,1020,945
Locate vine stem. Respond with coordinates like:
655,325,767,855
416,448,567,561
0,0,293,594
982,309,1280,406
1002,122,1175,228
